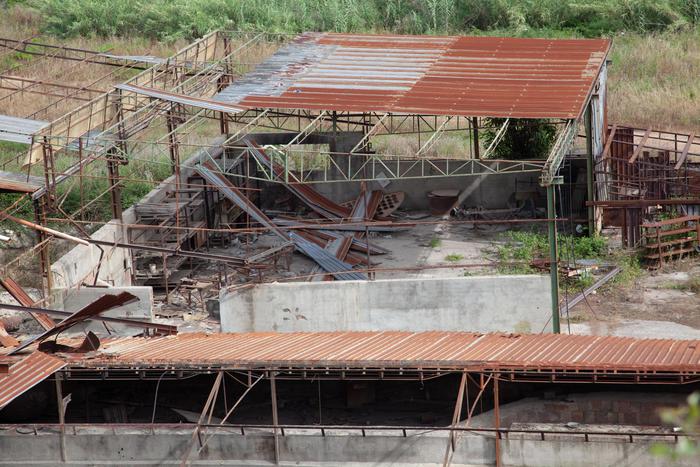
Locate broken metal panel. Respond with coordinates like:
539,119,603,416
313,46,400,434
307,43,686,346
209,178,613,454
115,84,245,114
0,114,47,144
0,351,66,410
0,322,19,348
196,164,365,280
9,292,139,355
244,140,350,218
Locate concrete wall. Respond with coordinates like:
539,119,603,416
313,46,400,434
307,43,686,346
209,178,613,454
50,218,134,298
221,275,551,333
468,392,686,428
314,169,544,212
0,426,691,466
60,285,153,334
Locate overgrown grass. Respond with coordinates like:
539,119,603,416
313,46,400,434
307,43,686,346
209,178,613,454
429,238,442,248
497,230,608,276
497,231,608,269
496,230,645,290
20,0,700,41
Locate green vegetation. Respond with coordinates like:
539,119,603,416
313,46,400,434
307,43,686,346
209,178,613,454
19,0,700,41
428,237,442,248
444,253,464,262
651,392,700,460
497,231,608,269
495,230,646,290
482,118,557,160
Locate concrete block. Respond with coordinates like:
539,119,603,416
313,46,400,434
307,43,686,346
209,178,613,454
221,275,551,334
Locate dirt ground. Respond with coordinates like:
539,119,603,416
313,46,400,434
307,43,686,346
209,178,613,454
566,264,700,331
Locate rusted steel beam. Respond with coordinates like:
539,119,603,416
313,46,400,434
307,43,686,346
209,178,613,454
0,212,89,246
586,199,700,207
0,277,55,331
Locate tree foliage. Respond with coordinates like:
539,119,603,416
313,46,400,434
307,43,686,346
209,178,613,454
481,119,557,160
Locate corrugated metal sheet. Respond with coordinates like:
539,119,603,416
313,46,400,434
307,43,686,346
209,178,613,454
69,332,700,373
0,351,65,409
195,164,365,280
116,84,245,114
0,170,44,194
98,53,166,65
0,114,47,144
211,33,610,119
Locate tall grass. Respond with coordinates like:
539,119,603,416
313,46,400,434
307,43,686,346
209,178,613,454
20,0,700,41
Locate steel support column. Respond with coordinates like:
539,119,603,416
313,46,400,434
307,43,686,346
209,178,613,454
547,185,560,334
585,104,595,235
106,149,123,220
270,371,280,465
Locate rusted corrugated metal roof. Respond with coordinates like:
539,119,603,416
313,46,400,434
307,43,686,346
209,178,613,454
68,332,700,373
212,33,611,119
0,170,44,194
0,351,65,409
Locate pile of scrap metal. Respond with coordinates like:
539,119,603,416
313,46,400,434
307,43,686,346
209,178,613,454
0,285,176,350
194,140,412,281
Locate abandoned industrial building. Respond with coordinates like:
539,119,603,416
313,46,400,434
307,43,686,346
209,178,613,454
0,29,699,466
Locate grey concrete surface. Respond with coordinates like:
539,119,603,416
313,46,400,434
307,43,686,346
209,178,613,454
220,275,551,333
0,425,690,466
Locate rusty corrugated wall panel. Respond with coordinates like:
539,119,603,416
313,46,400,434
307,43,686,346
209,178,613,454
0,351,65,409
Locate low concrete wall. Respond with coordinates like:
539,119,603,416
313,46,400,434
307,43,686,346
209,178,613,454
60,285,153,334
0,426,689,466
50,218,133,298
221,275,551,333
0,427,491,466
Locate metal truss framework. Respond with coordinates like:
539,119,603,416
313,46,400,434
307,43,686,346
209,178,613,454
0,30,600,324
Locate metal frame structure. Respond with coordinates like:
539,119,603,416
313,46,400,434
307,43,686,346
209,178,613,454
0,30,612,335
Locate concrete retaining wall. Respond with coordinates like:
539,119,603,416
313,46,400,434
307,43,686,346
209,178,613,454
0,426,689,466
220,275,551,333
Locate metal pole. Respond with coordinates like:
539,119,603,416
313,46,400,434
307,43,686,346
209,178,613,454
270,371,280,465
547,185,560,334
494,374,501,467
585,104,595,235
472,117,480,159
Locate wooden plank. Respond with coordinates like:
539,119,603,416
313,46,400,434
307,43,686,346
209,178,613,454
628,128,652,163
674,133,695,170
642,215,699,228
601,123,618,158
